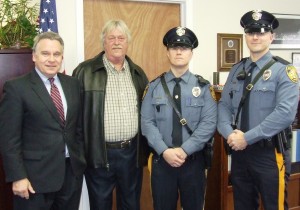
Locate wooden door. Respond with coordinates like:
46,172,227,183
83,0,180,81
83,1,180,210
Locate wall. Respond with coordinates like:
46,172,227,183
193,0,300,83
51,0,300,82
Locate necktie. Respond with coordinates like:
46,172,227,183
172,78,182,147
240,62,256,132
49,78,65,126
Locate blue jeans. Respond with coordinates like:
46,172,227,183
85,141,141,210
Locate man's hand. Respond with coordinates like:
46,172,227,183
162,148,186,167
12,178,35,199
227,129,248,151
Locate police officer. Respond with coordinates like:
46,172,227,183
218,10,299,210
141,26,217,210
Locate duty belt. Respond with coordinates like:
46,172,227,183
257,127,292,153
152,150,202,161
258,137,276,148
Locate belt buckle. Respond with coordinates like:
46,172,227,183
120,139,130,149
246,84,253,91
180,118,187,125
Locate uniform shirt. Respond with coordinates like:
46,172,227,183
103,55,138,142
218,51,299,145
141,70,217,155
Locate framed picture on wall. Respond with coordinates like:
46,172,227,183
217,33,243,71
271,14,300,49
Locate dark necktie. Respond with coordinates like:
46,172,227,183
240,62,256,132
172,78,182,147
49,78,65,126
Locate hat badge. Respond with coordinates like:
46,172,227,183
252,10,262,21
176,27,186,36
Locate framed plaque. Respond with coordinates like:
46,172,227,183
217,33,243,71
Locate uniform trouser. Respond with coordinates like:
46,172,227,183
151,151,206,210
231,143,291,210
13,158,83,210
85,141,141,210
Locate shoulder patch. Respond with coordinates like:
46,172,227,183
286,65,299,83
142,84,149,101
209,86,217,102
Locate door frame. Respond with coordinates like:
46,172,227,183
75,0,191,63
76,1,190,209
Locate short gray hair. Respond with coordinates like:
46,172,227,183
32,32,64,52
100,20,131,49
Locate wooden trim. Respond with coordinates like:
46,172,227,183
0,48,32,54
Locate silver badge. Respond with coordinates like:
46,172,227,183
192,87,201,97
263,69,272,81
252,10,262,21
176,27,186,36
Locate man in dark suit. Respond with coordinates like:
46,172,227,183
0,32,86,210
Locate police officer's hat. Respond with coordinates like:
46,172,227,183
163,26,198,49
240,10,279,33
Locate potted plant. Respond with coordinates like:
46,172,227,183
0,0,39,49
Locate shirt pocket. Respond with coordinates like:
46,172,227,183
253,82,276,109
151,98,168,121
185,98,204,123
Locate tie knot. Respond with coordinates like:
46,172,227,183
173,78,181,84
49,78,55,85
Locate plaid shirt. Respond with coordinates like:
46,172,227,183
103,55,138,142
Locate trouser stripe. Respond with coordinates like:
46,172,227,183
275,149,285,210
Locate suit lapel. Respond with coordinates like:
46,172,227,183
29,70,62,126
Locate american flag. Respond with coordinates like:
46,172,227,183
39,0,65,73
39,0,58,33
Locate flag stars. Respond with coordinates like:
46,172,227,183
40,0,58,33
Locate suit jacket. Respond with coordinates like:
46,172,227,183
0,70,86,193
